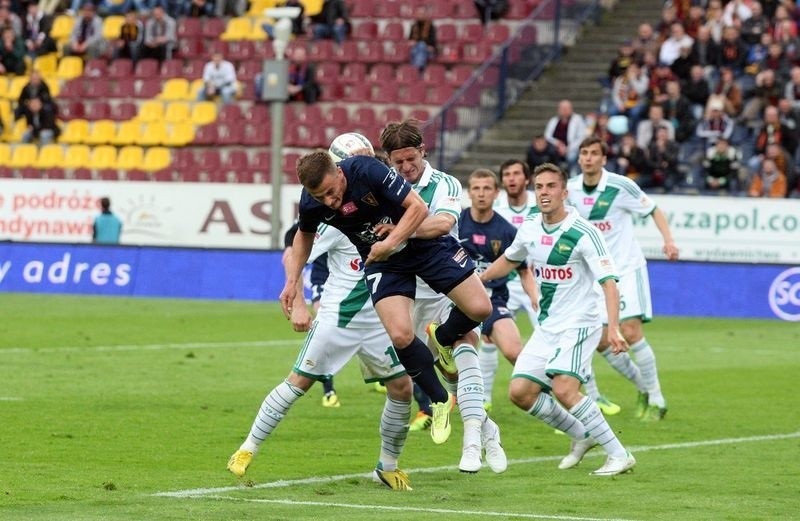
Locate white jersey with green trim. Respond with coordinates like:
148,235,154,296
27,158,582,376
308,223,380,329
494,190,539,287
503,207,618,333
409,161,463,300
567,169,656,275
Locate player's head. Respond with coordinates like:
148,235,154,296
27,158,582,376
498,159,530,197
467,168,500,211
379,119,426,184
296,151,346,210
578,136,608,175
532,163,568,217
328,132,375,162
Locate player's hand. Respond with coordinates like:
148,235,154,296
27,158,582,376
372,222,395,238
663,241,679,261
290,305,312,332
365,240,393,265
279,282,296,319
607,327,629,354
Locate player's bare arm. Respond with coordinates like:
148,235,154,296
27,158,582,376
651,207,679,261
289,276,312,332
600,278,628,354
518,265,540,311
366,190,428,265
280,230,315,318
480,255,520,284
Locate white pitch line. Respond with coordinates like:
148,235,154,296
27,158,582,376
199,495,640,521
0,397,23,401
154,431,800,499
0,339,299,355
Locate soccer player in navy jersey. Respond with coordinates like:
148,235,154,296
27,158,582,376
282,151,492,445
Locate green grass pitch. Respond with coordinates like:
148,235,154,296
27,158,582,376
0,293,797,521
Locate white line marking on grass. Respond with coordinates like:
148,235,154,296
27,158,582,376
199,495,640,521
0,339,298,355
0,396,23,401
154,431,800,499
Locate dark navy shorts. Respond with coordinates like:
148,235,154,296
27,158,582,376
310,283,324,303
481,297,514,336
364,235,475,304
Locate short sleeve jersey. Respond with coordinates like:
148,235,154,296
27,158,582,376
503,207,618,332
567,169,656,275
494,191,540,283
459,208,520,297
307,223,380,329
298,155,412,260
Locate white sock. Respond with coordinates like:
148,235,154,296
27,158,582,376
478,342,498,404
602,349,644,391
569,396,626,457
241,379,305,453
454,343,486,423
631,338,665,407
527,393,586,439
378,395,411,471
583,371,601,401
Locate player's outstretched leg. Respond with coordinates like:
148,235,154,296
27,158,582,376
630,338,667,421
321,376,340,408
373,377,413,490
479,342,499,411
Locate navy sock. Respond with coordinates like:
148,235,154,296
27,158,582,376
436,307,481,347
413,383,433,416
322,377,334,394
396,337,448,403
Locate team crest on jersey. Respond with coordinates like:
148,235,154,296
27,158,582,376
491,240,502,256
541,235,553,245
557,243,572,254
596,200,609,208
472,234,486,245
341,201,358,215
583,197,594,205
361,192,378,206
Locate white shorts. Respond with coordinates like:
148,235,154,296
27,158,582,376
506,279,539,328
412,295,452,357
598,266,653,324
511,325,602,390
292,320,406,383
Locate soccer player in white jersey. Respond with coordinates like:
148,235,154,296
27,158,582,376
486,159,540,411
379,119,507,474
568,137,679,421
481,162,636,476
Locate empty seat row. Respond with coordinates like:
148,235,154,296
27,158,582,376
60,120,196,147
0,143,170,171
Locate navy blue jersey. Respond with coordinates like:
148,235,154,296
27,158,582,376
459,208,521,298
298,155,412,260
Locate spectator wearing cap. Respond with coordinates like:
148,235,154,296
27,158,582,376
64,3,106,59
659,22,693,66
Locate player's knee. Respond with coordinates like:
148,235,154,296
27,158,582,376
387,328,415,348
469,298,492,322
508,381,535,410
620,321,643,343
385,376,413,401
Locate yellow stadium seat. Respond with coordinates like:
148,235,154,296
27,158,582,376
158,78,190,101
0,99,11,128
142,146,171,172
303,0,323,16
36,144,65,169
162,122,195,146
9,144,39,169
33,53,59,76
163,101,191,123
102,15,125,40
59,119,90,144
190,101,217,126
246,18,269,40
63,144,91,169
138,122,167,146
248,0,277,16
9,119,27,142
220,17,252,41
0,77,8,99
50,15,74,41
7,76,28,101
188,79,204,100
44,78,60,97
137,100,165,123
0,143,10,164
56,56,84,81
85,120,117,146
89,145,118,170
111,120,144,146
116,145,145,170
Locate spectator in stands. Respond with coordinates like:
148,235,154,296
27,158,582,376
722,0,754,26
683,64,711,120
649,61,677,105
544,99,587,174
696,96,735,149
0,26,24,75
683,2,705,39
782,67,800,112
473,0,508,25
741,69,782,126
587,112,620,171
744,32,772,77
776,97,799,136
141,5,175,62
762,40,791,83
655,3,678,44
741,1,769,46
718,26,748,77
607,39,636,86
637,104,675,149
22,3,55,57
525,134,560,172
21,96,59,145
93,197,123,244
647,126,681,191
309,0,349,45
713,67,743,117
409,6,436,72
704,0,725,43
215,0,245,17
0,1,21,36
702,137,742,192
286,45,320,104
64,3,105,60
183,0,214,17
748,158,787,197
670,42,696,81
615,132,650,184
632,22,659,58
199,52,237,105
747,105,797,172
691,26,721,78
14,69,54,120
659,22,694,67
662,80,696,142
112,9,143,62
609,61,649,131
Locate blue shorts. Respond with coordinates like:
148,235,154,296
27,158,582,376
481,296,514,336
364,236,475,304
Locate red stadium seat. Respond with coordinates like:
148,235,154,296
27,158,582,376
114,80,136,99
308,40,334,62
217,123,245,146
152,169,175,182
71,168,93,180
367,63,394,85
59,100,84,120
193,124,219,145
172,148,196,170
382,40,413,64
97,169,120,181
177,17,202,38
353,20,378,40
125,169,149,181
315,62,340,85
108,59,133,79
160,59,183,78
177,37,205,60
202,17,225,39
342,83,370,102
360,41,383,63
43,168,66,179
223,149,249,171
437,42,462,65
462,42,493,64
242,123,270,146
461,22,484,43
348,0,372,17
136,79,162,99
448,64,475,87
379,107,404,123
111,102,137,121
59,80,83,99
82,80,111,99
227,40,254,61
352,106,377,128
295,104,324,125
382,22,404,41
84,58,107,77
217,104,243,124
437,23,457,44
398,85,426,104
452,1,476,18
85,101,111,120
20,167,41,179
197,149,222,172
183,59,206,80
237,59,262,81
324,106,349,127
485,24,511,44
332,41,358,63
421,64,446,87
134,58,160,78
373,1,400,17
340,62,366,84
410,109,431,123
